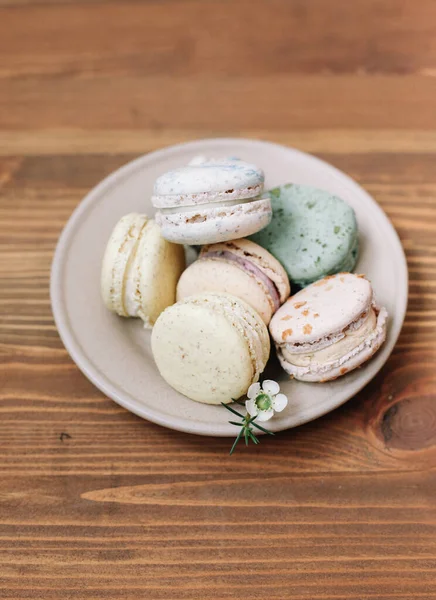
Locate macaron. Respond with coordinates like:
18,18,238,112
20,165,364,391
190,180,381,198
176,238,290,324
151,292,270,404
101,213,185,327
250,184,359,286
269,273,387,382
152,157,272,245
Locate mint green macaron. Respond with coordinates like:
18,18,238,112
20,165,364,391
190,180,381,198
250,184,359,287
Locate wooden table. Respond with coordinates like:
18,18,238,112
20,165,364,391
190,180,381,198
1,1,436,598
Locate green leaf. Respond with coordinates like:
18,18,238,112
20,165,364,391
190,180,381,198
225,400,277,454
222,403,244,418
252,422,275,435
229,428,244,455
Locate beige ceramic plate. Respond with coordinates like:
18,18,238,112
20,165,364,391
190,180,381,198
51,139,408,436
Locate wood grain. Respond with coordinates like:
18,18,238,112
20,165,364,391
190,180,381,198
0,1,435,598
1,0,436,77
4,129,436,156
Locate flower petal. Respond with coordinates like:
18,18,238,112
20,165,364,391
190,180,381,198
272,393,288,412
246,399,258,417
256,408,274,422
247,382,261,399
262,380,280,396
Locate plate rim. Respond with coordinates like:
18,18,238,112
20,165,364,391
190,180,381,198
50,137,408,436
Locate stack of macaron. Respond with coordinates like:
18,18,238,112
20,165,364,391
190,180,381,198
101,155,388,406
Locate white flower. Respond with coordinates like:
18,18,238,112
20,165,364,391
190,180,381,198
245,380,288,422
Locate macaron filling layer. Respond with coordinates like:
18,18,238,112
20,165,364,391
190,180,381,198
122,220,154,318
278,306,388,378
280,307,372,354
282,308,377,366
152,184,263,208
157,194,268,215
156,197,272,226
201,250,281,312
101,214,149,317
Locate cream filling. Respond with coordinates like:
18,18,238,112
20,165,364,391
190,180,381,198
282,309,377,367
159,194,268,215
123,268,141,317
281,308,372,354
109,217,148,317
121,221,150,319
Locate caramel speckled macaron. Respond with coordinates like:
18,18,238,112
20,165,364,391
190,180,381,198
269,273,387,382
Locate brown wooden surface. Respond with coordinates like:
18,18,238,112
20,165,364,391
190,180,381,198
1,1,436,598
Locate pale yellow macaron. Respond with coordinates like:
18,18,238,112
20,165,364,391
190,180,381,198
176,238,290,324
151,292,270,404
101,213,185,327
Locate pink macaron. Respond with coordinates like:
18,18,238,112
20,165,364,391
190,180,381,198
177,238,290,324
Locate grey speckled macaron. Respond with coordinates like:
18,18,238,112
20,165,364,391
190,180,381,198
250,184,359,287
151,157,272,245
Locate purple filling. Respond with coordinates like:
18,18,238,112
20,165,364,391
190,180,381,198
201,250,281,311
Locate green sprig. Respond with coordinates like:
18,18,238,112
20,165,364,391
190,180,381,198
222,401,274,455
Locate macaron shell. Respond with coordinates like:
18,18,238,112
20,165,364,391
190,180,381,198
201,238,290,303
177,259,274,323
131,220,185,327
152,158,264,207
151,303,252,404
100,213,149,317
185,292,270,375
278,307,388,382
250,184,358,286
156,196,272,245
270,273,373,347
151,293,270,404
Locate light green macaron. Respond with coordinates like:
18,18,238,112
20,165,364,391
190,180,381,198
250,184,359,287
